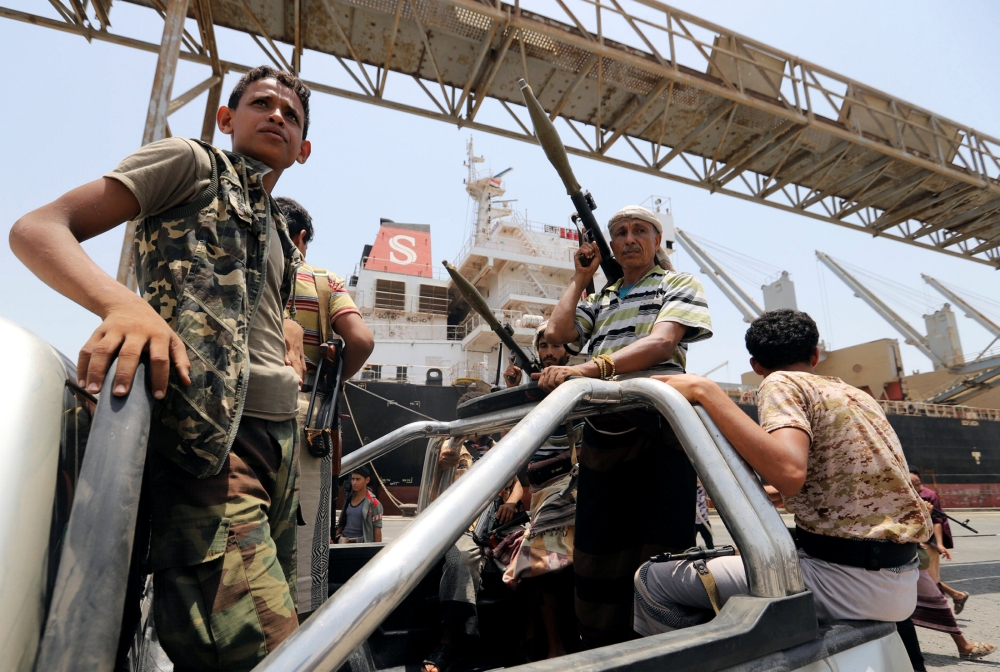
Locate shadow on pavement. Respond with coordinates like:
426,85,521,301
924,652,1000,668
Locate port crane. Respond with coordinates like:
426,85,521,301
817,252,1000,404
921,275,1000,404
675,229,763,323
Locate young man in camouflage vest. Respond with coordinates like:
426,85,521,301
276,196,374,618
11,66,316,670
634,310,932,634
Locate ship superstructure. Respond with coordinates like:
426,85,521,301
347,139,675,386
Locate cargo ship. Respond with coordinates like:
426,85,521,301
339,141,1000,510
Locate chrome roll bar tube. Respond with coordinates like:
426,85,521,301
257,377,807,672
255,378,619,672
340,403,549,476
694,406,805,594
618,379,800,598
35,360,154,671
340,420,449,476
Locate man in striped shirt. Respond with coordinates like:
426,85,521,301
278,197,374,619
540,204,713,648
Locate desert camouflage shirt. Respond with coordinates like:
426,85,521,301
758,371,931,544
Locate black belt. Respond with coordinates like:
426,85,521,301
795,528,917,571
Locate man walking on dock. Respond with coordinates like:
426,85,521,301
539,204,713,648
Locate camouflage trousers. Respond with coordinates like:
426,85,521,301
148,416,300,672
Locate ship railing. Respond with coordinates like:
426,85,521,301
353,292,451,317
447,360,494,383
350,262,451,282
362,322,463,341
257,377,812,672
453,232,577,268
716,385,1000,421
496,279,565,302
457,307,526,335
879,399,1000,422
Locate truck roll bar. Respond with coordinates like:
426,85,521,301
693,406,805,594
340,390,648,479
618,379,799,597
256,378,806,672
35,359,154,672
0,319,72,670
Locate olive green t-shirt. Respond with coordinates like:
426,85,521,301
106,137,300,420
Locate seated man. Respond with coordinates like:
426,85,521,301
423,392,523,672
503,322,583,659
634,309,931,634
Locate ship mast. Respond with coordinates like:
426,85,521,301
463,138,512,244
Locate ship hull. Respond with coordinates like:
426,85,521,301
738,404,1000,508
340,382,1000,509
340,380,465,514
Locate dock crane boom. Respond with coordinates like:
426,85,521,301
919,274,1000,405
922,275,1000,338
818,253,1000,404
675,229,763,324
815,252,949,370
928,367,1000,405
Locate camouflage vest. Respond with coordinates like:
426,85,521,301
134,141,300,478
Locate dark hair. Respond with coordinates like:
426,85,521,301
228,66,311,139
909,468,920,476
351,465,371,480
457,388,488,409
745,309,819,369
274,196,313,244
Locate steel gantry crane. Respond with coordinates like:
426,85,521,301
920,275,1000,405
817,251,1000,404
675,229,763,323
4,0,1000,288
922,275,1000,343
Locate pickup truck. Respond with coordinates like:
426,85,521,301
0,317,912,671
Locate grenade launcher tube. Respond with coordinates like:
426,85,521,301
518,78,623,283
443,261,541,374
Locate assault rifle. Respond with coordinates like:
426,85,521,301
303,339,345,471
443,260,542,375
518,78,623,285
933,507,979,534
650,545,736,564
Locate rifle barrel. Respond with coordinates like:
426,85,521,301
443,260,541,373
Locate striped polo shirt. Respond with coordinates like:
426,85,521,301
285,263,360,371
572,265,712,373
531,420,584,463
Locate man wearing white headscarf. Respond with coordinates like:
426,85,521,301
538,204,714,648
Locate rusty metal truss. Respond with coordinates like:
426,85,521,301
5,0,1000,268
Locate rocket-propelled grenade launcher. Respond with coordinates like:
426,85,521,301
443,261,543,375
518,79,623,284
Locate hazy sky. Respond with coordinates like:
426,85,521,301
2,0,998,383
